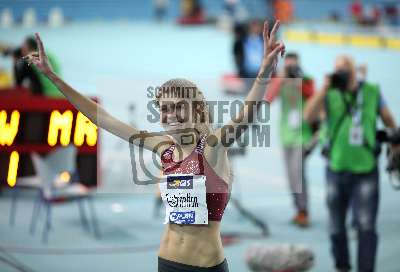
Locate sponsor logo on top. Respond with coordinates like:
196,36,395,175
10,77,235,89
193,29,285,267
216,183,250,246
165,193,199,208
167,175,193,189
169,211,196,224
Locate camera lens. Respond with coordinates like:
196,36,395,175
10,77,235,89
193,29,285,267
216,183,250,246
286,65,301,78
330,70,350,92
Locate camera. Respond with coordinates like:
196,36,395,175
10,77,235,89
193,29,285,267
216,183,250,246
2,47,22,58
377,128,400,190
330,70,350,92
376,128,400,145
286,65,303,78
387,149,400,190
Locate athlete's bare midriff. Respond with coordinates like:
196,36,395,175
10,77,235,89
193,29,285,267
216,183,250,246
158,221,225,267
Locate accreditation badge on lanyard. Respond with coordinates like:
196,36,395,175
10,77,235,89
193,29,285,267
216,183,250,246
287,86,302,129
288,109,301,129
349,90,364,146
159,174,208,225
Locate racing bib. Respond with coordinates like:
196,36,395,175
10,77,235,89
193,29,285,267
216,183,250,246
159,174,208,225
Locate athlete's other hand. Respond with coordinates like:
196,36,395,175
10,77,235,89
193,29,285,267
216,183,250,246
259,20,285,78
22,33,53,75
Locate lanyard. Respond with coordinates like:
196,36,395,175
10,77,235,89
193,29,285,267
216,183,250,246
350,88,363,126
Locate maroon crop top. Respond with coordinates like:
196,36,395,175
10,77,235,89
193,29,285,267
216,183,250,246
161,135,230,221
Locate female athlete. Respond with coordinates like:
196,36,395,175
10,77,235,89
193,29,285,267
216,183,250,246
25,20,285,272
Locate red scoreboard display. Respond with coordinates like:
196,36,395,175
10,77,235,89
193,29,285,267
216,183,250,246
0,88,99,188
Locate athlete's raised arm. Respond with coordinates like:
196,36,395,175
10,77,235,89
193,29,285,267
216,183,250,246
24,33,169,152
213,20,285,149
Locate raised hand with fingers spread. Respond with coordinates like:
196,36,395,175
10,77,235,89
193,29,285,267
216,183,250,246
23,33,53,75
259,20,285,78
216,20,285,149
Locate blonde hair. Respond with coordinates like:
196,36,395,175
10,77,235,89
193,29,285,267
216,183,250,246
154,78,213,136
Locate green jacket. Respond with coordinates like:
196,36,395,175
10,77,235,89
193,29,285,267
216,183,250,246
279,78,313,147
326,82,379,173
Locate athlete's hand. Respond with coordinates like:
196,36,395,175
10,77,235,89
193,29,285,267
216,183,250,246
259,20,285,78
22,33,53,75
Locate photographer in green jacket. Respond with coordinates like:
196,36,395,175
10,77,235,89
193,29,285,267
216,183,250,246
304,55,397,272
265,52,315,227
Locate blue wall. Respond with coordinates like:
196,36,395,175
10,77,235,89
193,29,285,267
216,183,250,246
293,0,396,21
0,0,395,22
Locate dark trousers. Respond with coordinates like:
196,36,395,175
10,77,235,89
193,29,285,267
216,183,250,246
326,167,379,272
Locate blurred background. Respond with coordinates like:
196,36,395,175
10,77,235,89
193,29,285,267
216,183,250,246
0,0,399,271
